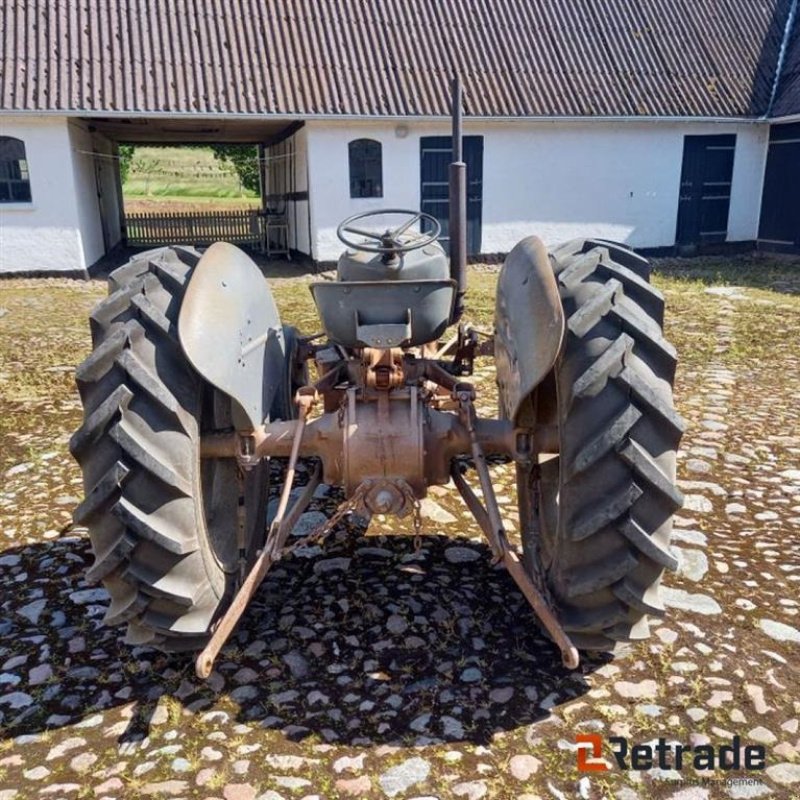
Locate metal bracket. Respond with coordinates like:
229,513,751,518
236,433,261,470
452,392,580,671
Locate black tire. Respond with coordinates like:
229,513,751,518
269,325,310,422
70,246,269,652
527,239,686,651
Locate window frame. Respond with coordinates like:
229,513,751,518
0,136,32,204
348,138,383,199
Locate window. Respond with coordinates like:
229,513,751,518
0,137,31,202
349,139,382,198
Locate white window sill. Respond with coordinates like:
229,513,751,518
0,203,36,212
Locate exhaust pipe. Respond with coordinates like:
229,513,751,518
449,76,467,323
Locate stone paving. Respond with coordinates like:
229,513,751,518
0,259,799,799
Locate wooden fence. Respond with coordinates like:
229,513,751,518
125,209,262,247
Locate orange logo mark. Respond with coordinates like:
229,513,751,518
576,733,609,772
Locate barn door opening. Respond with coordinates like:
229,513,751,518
675,134,736,251
420,136,483,255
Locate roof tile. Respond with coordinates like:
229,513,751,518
0,0,794,117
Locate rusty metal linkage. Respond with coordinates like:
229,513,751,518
196,346,574,678
195,391,316,679
453,388,580,671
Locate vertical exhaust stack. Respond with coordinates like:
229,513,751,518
449,77,467,323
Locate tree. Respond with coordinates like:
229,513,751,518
209,145,260,194
118,144,136,184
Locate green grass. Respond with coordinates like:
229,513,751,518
652,259,800,369
124,146,258,201
124,182,258,199
131,195,260,207
652,252,800,294
267,262,800,373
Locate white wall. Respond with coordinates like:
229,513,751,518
0,115,770,272
306,121,421,261
0,116,88,273
481,121,768,252
68,120,106,266
0,116,116,273
305,119,769,261
727,125,769,241
91,131,124,251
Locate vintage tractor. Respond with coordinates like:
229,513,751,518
71,83,684,678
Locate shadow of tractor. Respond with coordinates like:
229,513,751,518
0,519,607,749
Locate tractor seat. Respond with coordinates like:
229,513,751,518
309,279,456,349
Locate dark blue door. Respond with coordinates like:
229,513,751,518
759,123,800,251
420,136,483,255
675,134,736,249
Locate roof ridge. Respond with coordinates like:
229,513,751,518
767,0,799,117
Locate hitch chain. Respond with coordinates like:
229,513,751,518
277,484,367,559
236,466,247,582
410,491,424,553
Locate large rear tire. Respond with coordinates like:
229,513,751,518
70,247,270,652
524,239,685,651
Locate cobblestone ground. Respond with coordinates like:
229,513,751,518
0,256,798,800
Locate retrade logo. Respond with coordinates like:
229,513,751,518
576,734,608,772
576,735,766,773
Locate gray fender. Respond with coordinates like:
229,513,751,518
495,236,565,428
178,242,285,429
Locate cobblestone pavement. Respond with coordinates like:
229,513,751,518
0,257,798,800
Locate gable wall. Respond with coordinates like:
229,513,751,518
305,119,769,262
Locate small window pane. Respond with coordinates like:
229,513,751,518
349,139,382,198
0,137,32,203
11,182,32,202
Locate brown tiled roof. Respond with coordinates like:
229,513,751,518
0,0,794,118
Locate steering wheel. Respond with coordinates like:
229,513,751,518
336,209,441,255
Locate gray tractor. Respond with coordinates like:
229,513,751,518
71,82,684,677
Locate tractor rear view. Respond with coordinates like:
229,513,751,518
71,81,684,678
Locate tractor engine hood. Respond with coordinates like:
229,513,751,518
337,237,449,282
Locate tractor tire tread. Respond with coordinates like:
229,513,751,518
72,246,237,651
536,238,684,650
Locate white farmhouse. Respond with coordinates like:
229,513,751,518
1,0,798,274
